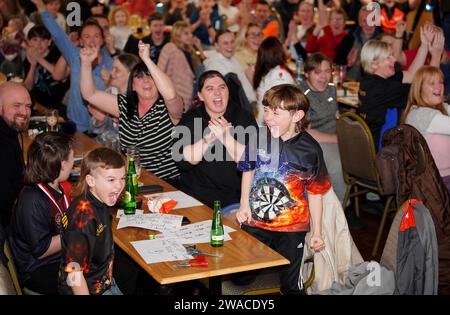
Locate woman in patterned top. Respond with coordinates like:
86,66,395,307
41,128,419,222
79,41,184,182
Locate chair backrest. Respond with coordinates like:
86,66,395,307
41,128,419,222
336,112,381,186
3,240,22,295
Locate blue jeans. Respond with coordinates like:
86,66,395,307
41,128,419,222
102,278,123,295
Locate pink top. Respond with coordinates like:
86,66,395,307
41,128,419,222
424,133,450,177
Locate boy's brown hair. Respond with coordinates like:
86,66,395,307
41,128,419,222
262,84,310,132
25,132,73,185
72,147,125,198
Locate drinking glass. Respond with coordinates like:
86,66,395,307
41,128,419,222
338,65,347,84
134,149,142,180
46,109,59,132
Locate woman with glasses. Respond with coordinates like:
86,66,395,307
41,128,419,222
235,23,263,82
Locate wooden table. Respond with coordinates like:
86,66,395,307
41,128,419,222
23,131,289,294
337,81,360,109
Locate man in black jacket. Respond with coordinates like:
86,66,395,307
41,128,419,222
0,82,32,227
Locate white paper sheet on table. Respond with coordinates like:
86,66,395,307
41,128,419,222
143,190,203,209
116,209,144,218
156,220,235,244
130,239,193,264
116,213,183,232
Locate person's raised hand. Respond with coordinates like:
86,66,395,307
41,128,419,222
430,30,445,58
101,65,110,86
208,116,231,144
30,0,46,11
80,46,98,64
138,40,152,63
395,20,406,38
420,22,435,47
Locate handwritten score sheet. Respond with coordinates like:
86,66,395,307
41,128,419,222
156,220,235,244
130,239,193,264
117,213,183,233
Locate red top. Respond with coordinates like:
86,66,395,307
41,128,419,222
305,26,347,61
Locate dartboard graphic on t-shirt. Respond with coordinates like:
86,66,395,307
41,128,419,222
250,177,296,222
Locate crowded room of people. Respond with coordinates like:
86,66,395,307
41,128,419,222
1,0,450,298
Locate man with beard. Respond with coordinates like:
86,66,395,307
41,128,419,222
0,82,32,227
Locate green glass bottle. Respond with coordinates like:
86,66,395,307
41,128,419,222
210,200,224,247
123,173,136,215
127,152,138,194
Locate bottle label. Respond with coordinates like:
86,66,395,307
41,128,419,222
211,235,224,241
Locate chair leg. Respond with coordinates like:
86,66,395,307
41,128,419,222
354,185,360,217
372,196,394,257
342,184,352,210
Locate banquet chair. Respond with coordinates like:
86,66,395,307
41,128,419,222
336,112,396,256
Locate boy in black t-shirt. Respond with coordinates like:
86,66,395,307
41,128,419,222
23,25,69,112
236,84,331,295
59,148,125,295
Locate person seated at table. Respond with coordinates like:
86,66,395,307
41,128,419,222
123,12,170,63
305,4,352,65
379,0,418,34
253,36,295,125
172,70,257,209
9,132,73,295
253,0,279,38
58,147,125,295
203,30,256,105
401,66,450,194
357,24,443,149
163,0,196,26
23,25,69,113
234,23,263,79
0,82,32,228
189,0,223,47
0,15,25,77
88,53,140,146
158,21,206,111
380,21,448,72
236,84,330,295
32,0,113,133
80,41,183,183
108,6,133,52
346,5,381,82
285,0,315,63
298,53,346,203
28,0,67,33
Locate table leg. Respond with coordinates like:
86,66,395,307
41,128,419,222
209,276,222,295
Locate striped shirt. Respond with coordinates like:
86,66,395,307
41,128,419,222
118,94,180,180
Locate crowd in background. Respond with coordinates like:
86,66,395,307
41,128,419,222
1,0,450,295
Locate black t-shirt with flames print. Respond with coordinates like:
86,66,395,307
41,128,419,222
58,192,114,295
